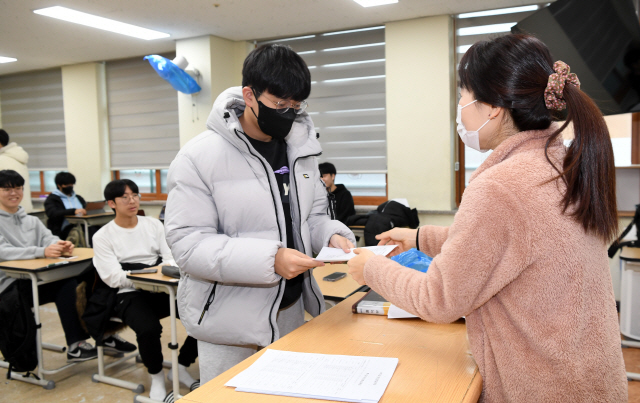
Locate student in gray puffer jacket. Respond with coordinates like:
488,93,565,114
165,44,356,383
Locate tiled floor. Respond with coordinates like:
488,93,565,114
4,303,640,402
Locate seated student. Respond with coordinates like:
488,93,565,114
44,171,87,240
0,169,97,362
92,179,198,401
319,162,356,224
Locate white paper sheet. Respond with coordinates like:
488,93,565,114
226,349,398,403
387,304,419,319
57,256,78,260
314,245,397,263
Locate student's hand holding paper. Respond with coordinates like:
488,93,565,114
376,228,418,257
275,248,324,279
328,234,354,253
347,248,376,285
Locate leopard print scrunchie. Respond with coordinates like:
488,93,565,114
544,61,580,111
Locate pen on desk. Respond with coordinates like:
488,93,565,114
47,261,70,268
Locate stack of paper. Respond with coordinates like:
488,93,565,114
314,245,397,263
226,349,399,403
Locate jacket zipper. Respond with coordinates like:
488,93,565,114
234,129,284,343
198,282,218,325
291,153,324,315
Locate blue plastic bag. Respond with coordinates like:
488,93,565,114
144,55,201,94
391,248,432,273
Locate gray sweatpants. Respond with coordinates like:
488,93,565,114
197,296,305,384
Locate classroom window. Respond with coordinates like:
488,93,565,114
160,169,169,194
29,170,63,198
256,26,388,205
112,169,167,201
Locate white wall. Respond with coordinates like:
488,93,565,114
386,16,456,212
61,62,111,201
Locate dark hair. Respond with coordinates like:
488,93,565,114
0,170,25,188
319,162,336,176
55,172,76,187
459,34,618,242
242,44,311,101
0,129,9,147
103,179,139,202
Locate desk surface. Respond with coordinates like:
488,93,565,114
0,247,94,272
127,267,179,286
621,247,640,262
177,292,481,403
313,264,363,299
65,212,114,219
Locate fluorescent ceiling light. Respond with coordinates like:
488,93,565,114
298,50,316,55
267,35,315,43
323,26,384,36
323,58,385,68
457,23,516,36
457,45,472,53
0,56,17,64
324,42,385,52
324,75,385,83
353,0,398,7
33,6,170,40
458,5,540,19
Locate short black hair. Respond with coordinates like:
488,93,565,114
242,44,311,101
103,179,139,202
55,172,76,187
0,170,25,188
319,162,336,176
0,129,9,147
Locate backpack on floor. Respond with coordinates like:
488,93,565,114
0,281,38,377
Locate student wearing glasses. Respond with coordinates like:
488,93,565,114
0,169,98,362
92,179,198,401
165,44,356,383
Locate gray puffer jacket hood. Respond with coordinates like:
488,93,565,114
165,87,355,347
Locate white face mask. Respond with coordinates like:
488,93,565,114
456,100,490,153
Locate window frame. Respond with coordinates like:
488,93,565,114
112,170,167,201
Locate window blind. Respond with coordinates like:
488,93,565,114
257,26,387,173
106,54,179,170
0,69,67,170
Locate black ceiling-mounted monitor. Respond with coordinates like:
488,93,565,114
512,0,640,115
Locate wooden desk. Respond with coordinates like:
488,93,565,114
126,269,182,403
312,264,364,302
0,248,94,389
65,212,115,246
177,292,481,403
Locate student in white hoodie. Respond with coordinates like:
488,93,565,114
0,130,32,213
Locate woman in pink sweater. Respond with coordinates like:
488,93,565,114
348,34,627,402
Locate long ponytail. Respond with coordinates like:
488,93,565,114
547,85,618,242
459,34,618,243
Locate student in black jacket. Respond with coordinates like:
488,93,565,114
319,162,356,224
45,172,87,240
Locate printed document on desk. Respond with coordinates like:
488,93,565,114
225,349,398,403
315,245,397,263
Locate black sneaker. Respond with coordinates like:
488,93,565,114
103,334,137,354
67,341,98,362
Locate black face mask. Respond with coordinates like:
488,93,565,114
61,186,74,195
250,100,296,141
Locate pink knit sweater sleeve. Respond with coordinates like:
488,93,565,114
364,178,530,323
418,225,449,256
